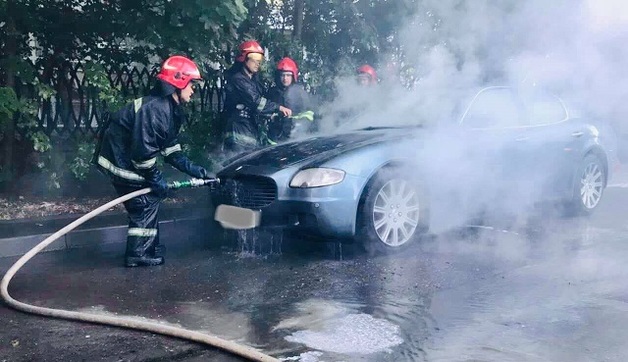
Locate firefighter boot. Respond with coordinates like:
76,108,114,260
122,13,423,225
125,255,165,267
125,233,164,267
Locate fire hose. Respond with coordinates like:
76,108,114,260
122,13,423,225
1,178,279,362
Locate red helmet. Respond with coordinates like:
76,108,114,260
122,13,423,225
357,64,378,84
276,57,299,82
236,40,265,63
156,55,202,89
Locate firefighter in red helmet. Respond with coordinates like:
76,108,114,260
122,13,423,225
94,55,213,267
265,57,315,143
223,40,292,153
357,64,378,86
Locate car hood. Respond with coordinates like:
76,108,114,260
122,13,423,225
221,129,411,171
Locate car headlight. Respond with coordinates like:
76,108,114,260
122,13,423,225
290,168,345,188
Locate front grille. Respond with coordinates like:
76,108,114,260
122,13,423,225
215,175,277,209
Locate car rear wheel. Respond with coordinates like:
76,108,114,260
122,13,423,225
357,168,429,253
566,154,606,216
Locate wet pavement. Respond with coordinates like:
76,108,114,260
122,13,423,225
1,186,628,361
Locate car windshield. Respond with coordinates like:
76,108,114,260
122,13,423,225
320,86,569,133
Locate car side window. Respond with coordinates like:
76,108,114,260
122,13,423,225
461,88,526,129
526,93,568,126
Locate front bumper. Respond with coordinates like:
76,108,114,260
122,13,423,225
211,173,366,239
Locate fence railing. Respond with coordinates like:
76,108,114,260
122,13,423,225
12,61,225,139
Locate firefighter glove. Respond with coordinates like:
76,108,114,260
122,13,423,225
166,153,211,179
188,165,214,180
138,166,170,198
150,177,171,198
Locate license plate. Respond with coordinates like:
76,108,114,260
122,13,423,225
214,204,261,230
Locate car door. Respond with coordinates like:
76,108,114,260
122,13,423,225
458,87,532,185
517,90,587,198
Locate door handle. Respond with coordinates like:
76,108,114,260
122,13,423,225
571,131,584,137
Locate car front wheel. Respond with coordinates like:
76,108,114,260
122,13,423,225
567,154,606,216
357,169,429,253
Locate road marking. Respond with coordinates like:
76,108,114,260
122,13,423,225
608,183,628,188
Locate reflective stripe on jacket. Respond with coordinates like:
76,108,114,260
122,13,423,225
223,66,281,148
97,94,185,184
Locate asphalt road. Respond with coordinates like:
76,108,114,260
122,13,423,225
1,186,628,362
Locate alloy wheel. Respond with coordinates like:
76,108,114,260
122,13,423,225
580,162,604,209
372,179,421,247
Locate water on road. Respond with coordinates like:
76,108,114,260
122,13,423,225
1,188,628,361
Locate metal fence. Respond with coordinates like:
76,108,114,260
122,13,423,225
12,61,225,139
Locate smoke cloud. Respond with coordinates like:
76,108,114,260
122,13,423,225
313,0,627,231
319,0,628,135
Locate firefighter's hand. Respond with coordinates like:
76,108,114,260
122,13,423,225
188,165,214,180
140,167,171,198
150,178,171,198
279,106,292,118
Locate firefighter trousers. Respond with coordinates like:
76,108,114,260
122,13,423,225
113,183,163,258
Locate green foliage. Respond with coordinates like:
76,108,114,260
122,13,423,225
1,0,425,196
0,87,19,127
7,81,56,191
36,148,63,191
84,63,129,112
14,80,54,154
0,87,20,185
2,1,250,195
27,137,95,193
237,0,419,99
35,82,56,101
179,110,219,171
30,131,51,153
1,0,249,70
69,141,95,181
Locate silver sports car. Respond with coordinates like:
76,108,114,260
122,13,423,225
212,86,618,251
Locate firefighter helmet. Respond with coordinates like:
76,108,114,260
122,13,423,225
276,57,299,82
236,40,265,63
357,64,378,84
156,55,202,89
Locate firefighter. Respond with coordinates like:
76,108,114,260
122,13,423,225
321,64,379,130
223,40,292,153
95,55,213,267
265,57,315,143
356,64,378,86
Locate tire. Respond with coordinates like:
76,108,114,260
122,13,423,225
357,168,430,254
566,154,606,216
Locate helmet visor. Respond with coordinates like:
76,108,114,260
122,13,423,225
247,53,264,62
358,73,372,80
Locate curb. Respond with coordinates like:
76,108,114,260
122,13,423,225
609,167,628,188
0,205,219,258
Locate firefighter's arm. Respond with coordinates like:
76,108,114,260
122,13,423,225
163,147,212,179
130,106,169,197
232,77,291,116
130,108,160,170
139,166,170,198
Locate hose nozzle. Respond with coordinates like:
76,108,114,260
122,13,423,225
167,178,220,190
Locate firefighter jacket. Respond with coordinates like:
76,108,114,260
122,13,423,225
223,66,281,148
266,83,315,143
96,91,199,187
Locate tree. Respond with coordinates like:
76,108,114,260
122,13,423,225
235,0,419,99
0,0,249,191
293,0,304,41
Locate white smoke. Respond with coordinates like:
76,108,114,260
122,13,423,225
319,0,628,136
313,0,628,231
